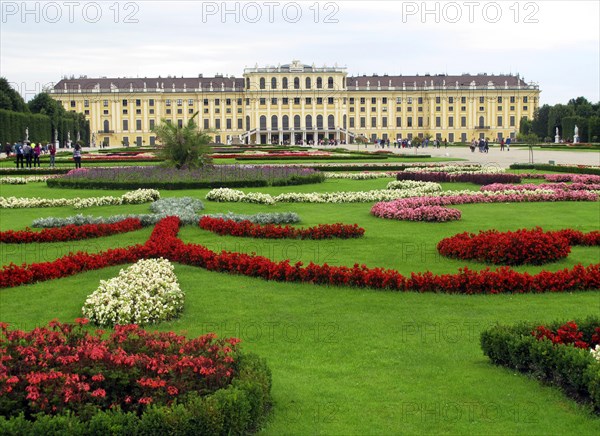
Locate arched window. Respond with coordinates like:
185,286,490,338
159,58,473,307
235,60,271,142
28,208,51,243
246,116,251,131
271,115,278,130
328,115,335,129
305,77,311,89
479,116,485,128
103,120,110,132
294,77,300,90
306,115,312,129
316,77,323,89
259,77,266,90
327,77,334,89
271,77,277,89
294,115,301,130
246,78,250,89
260,115,267,130
316,115,323,129
282,115,289,130
282,77,288,89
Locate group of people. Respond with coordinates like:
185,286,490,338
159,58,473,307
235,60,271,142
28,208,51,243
469,137,512,153
5,141,81,169
373,138,448,149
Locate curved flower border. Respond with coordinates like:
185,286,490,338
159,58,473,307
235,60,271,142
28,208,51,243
1,216,599,294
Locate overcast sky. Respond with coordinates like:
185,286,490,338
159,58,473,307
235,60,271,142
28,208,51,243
1,0,598,105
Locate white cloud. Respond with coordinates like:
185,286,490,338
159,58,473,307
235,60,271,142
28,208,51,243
1,0,597,104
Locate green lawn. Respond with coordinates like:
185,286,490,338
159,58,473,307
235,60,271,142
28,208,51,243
0,178,599,434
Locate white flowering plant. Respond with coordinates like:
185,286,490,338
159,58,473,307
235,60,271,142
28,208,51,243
82,258,184,327
0,189,159,209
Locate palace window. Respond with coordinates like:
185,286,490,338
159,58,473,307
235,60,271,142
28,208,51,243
271,77,277,89
436,117,441,127
317,77,323,88
407,117,412,127
371,97,376,104
294,77,300,89
360,97,366,104
317,97,323,105
259,78,266,89
165,99,171,106
418,117,423,127
396,97,402,104
328,97,334,104
306,77,311,89
360,117,366,128
479,97,485,103
271,98,278,105
327,76,334,89
510,96,515,103
461,116,466,127
448,116,454,127
149,99,154,106
497,96,502,103
103,100,108,107
122,99,128,106
188,99,194,105
396,117,401,127
283,77,288,89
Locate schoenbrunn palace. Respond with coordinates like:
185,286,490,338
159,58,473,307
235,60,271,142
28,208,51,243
50,60,540,147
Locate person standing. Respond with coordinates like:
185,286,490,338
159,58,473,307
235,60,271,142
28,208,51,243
48,142,56,168
23,142,33,168
500,138,505,151
33,143,41,167
15,142,24,168
73,143,82,168
506,137,511,151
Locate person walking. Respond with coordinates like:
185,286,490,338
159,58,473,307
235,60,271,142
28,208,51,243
73,143,82,168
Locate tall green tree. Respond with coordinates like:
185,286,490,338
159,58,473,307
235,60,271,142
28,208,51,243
0,77,27,112
547,104,575,137
531,104,550,139
152,112,213,169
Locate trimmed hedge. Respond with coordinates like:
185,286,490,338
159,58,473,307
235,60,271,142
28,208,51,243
481,317,600,413
510,163,600,175
0,352,272,435
234,155,389,161
46,173,324,190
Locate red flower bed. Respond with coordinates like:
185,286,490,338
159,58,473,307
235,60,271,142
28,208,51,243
0,319,239,417
0,218,143,244
437,227,599,266
198,217,365,240
1,217,599,294
437,227,574,266
532,321,600,349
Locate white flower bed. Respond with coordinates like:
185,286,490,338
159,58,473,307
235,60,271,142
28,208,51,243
0,175,59,184
0,188,160,209
405,164,505,174
82,258,184,327
206,182,443,204
386,180,442,192
321,172,397,180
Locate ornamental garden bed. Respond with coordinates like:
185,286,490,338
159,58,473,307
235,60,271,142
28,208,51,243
0,320,272,434
0,168,599,434
46,166,325,190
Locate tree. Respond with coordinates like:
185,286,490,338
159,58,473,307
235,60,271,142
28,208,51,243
152,112,213,169
547,104,575,137
531,104,550,139
28,92,66,121
519,117,533,135
0,77,27,112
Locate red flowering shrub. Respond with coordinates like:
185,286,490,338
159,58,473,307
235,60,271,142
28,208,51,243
0,320,240,417
0,218,143,244
549,229,600,246
199,217,365,239
531,321,600,349
1,217,599,294
437,228,573,265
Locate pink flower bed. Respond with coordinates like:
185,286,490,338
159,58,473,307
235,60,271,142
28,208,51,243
544,174,600,184
480,183,600,192
371,190,598,222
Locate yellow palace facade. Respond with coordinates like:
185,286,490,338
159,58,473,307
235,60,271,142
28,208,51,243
50,60,540,147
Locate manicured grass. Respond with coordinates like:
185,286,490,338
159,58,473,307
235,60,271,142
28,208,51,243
0,178,599,434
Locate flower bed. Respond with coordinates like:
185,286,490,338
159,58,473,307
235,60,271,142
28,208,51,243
0,218,142,243
509,163,600,175
436,228,572,265
321,171,397,180
0,320,272,434
480,317,600,413
544,174,600,184
371,189,599,222
0,189,160,209
31,197,204,228
480,182,600,192
82,258,184,326
206,182,442,204
47,166,324,190
0,176,59,185
3,216,599,294
205,212,300,224
397,171,522,184
199,217,364,240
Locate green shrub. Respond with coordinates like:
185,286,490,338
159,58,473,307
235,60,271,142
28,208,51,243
480,317,600,413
